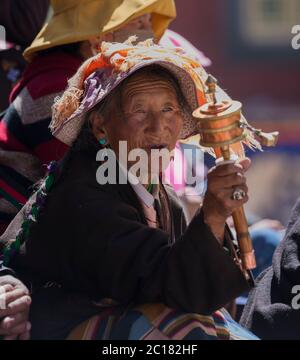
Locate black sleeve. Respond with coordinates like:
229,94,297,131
0,0,49,47
73,195,250,315
0,260,15,277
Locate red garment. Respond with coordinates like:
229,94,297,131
0,51,82,234
1,51,82,161
10,51,82,103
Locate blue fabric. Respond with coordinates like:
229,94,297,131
251,228,283,279
236,228,283,306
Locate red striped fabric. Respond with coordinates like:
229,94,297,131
0,179,28,205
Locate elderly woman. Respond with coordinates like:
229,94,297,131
0,40,256,340
0,0,194,339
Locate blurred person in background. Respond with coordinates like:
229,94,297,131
0,42,26,113
0,0,49,341
0,0,49,112
240,197,300,339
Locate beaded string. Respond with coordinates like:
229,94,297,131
1,161,59,266
146,182,154,194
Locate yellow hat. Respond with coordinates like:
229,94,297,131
23,0,176,61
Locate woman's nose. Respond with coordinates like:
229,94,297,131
147,112,165,134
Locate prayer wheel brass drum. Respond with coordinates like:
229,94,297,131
193,99,245,148
193,75,256,271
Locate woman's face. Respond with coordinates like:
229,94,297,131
100,72,184,177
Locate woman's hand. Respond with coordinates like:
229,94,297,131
202,158,251,245
0,275,31,340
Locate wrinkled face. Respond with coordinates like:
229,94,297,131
105,73,183,152
103,72,184,177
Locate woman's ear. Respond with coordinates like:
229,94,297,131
89,112,107,143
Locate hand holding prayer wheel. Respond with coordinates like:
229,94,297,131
202,157,251,247
193,75,279,272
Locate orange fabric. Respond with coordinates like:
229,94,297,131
83,56,111,79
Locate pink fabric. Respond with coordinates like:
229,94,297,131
160,30,210,195
159,29,212,67
164,143,186,193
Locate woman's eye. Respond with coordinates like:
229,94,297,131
162,107,174,113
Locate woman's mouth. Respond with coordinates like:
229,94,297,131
146,143,168,150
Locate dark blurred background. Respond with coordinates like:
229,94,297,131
171,0,300,224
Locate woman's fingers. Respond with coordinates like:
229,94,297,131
207,158,251,193
239,157,251,172
3,288,30,308
7,294,31,313
5,288,27,303
0,321,28,336
3,326,31,340
209,158,251,177
1,311,28,330
203,157,251,241
0,276,29,295
0,294,31,318
18,327,31,340
217,185,249,209
203,158,250,228
0,285,13,311
0,284,14,303
0,284,14,293
2,334,18,340
0,283,31,339
209,163,243,177
208,172,247,193
208,163,248,184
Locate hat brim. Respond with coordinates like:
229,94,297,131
52,60,199,145
24,0,176,61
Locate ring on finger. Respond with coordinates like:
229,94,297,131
232,188,246,201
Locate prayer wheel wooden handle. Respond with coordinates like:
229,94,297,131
221,147,256,270
231,207,256,270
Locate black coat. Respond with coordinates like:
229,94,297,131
240,198,300,339
1,149,250,338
